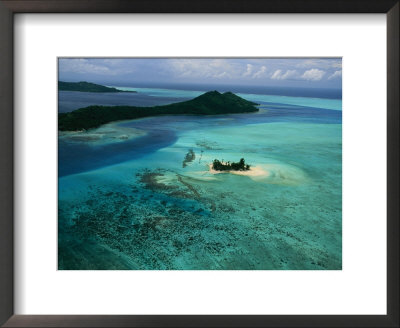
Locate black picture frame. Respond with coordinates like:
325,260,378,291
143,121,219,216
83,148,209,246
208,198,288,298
0,1,398,327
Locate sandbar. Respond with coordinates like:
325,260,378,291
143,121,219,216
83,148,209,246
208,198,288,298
208,164,269,177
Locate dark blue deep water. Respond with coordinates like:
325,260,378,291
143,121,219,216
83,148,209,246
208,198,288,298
58,101,341,177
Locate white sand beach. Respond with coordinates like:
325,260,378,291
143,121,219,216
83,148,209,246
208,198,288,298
208,163,269,177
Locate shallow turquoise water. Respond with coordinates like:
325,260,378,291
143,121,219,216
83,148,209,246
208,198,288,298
111,86,342,111
58,88,342,270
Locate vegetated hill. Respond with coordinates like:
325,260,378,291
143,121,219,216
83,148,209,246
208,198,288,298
58,91,259,131
58,81,136,93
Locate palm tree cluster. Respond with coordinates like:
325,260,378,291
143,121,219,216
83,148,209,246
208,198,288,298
212,158,250,171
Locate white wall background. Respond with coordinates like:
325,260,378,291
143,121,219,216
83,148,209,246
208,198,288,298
14,14,386,315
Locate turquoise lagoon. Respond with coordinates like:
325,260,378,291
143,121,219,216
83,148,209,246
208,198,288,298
58,87,342,270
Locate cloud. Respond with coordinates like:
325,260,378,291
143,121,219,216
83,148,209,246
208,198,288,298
270,69,298,80
59,59,111,75
331,62,342,69
242,64,253,77
270,69,282,79
58,58,343,87
300,68,326,81
297,59,342,69
252,66,267,78
167,59,241,80
282,70,298,79
58,58,137,76
328,70,342,80
215,72,229,79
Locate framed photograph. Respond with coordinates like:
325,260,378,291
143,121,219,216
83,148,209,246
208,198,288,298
57,57,343,271
0,1,398,327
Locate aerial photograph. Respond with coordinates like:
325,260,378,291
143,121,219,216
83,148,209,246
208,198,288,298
58,58,342,270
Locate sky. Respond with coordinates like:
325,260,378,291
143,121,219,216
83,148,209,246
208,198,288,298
58,58,342,89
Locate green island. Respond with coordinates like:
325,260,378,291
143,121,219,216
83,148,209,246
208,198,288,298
212,158,250,171
58,81,137,93
58,91,259,131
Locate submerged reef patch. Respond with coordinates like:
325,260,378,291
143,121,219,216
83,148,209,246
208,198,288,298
59,165,340,270
182,149,196,168
196,140,222,150
59,122,146,146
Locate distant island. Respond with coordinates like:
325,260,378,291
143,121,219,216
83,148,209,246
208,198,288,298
58,81,137,93
212,158,250,171
58,91,259,131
